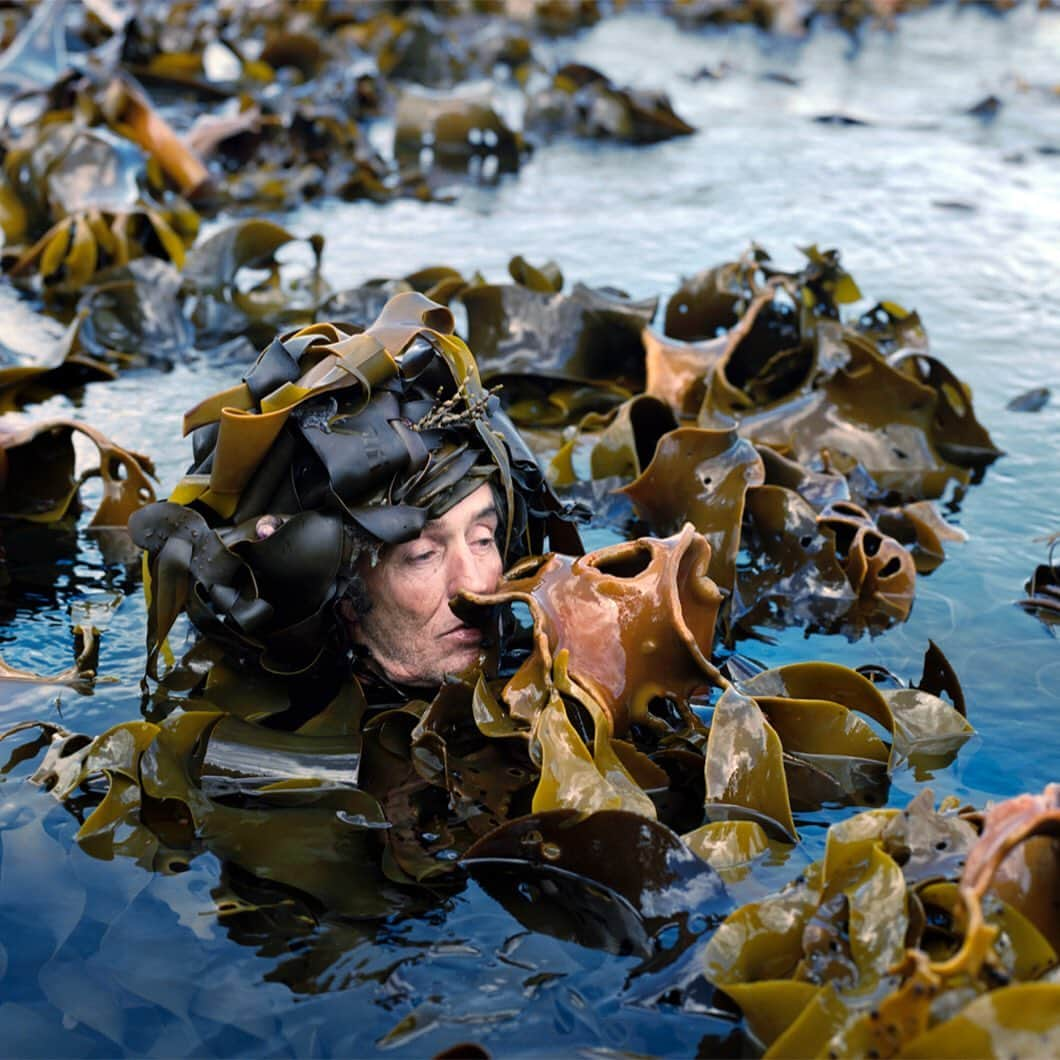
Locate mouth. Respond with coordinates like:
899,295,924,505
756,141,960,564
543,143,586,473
442,624,482,646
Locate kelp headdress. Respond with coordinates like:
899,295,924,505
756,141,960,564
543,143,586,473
130,291,582,677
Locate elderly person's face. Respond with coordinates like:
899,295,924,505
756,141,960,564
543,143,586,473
349,483,503,686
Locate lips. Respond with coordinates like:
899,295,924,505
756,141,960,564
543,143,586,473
443,624,482,646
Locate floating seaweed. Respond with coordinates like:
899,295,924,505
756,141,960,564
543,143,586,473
541,246,996,637
4,516,974,919
1018,533,1060,628
0,416,156,526
525,62,697,145
701,785,1060,1057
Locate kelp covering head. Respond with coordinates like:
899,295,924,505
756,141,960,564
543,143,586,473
130,292,582,676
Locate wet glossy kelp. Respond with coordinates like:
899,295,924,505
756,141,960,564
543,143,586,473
2,526,975,911
702,786,1060,1057
2,286,1008,1056
1018,534,1060,630
542,245,997,637
6,554,1057,1054
0,0,694,307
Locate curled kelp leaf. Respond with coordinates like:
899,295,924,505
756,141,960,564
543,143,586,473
703,790,1060,1058
182,218,327,345
682,819,799,899
735,483,859,633
702,327,974,501
508,254,563,294
619,426,765,595
701,808,909,1048
410,675,537,833
851,642,973,772
525,63,695,144
586,395,678,481
663,259,754,342
643,326,725,417
460,276,656,386
503,373,631,432
458,524,723,737
741,656,972,776
755,442,852,510
816,501,917,620
0,417,156,527
876,499,968,574
668,246,1001,502
703,686,798,843
854,301,929,355
888,350,1002,469
882,687,974,769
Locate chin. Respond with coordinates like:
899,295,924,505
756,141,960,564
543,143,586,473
444,646,482,677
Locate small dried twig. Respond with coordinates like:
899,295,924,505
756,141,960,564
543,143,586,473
411,381,501,432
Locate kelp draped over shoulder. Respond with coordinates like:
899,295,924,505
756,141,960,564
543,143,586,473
128,290,582,678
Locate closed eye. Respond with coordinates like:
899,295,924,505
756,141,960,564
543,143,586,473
406,549,439,565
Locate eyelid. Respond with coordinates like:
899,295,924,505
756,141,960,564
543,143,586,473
406,548,438,564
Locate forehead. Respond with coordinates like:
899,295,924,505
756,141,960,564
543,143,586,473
417,482,498,539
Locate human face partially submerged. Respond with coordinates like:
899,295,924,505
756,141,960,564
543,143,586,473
350,483,504,687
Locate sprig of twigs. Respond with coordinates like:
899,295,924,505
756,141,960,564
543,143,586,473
411,380,502,432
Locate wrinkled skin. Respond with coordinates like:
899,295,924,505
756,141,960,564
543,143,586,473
348,483,504,687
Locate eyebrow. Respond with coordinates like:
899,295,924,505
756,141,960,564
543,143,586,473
417,505,499,543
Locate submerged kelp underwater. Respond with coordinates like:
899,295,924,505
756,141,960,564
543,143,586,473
1,0,1059,1057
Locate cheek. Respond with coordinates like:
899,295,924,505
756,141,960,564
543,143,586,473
377,565,450,623
484,549,503,589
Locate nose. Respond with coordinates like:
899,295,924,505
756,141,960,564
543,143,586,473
446,539,499,598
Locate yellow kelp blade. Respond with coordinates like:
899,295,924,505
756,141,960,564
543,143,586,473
531,689,626,815
719,980,820,1051
704,685,798,842
898,983,1060,1059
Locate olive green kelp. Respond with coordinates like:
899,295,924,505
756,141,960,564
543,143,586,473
0,417,156,526
4,527,973,904
701,785,1060,1058
128,291,582,678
